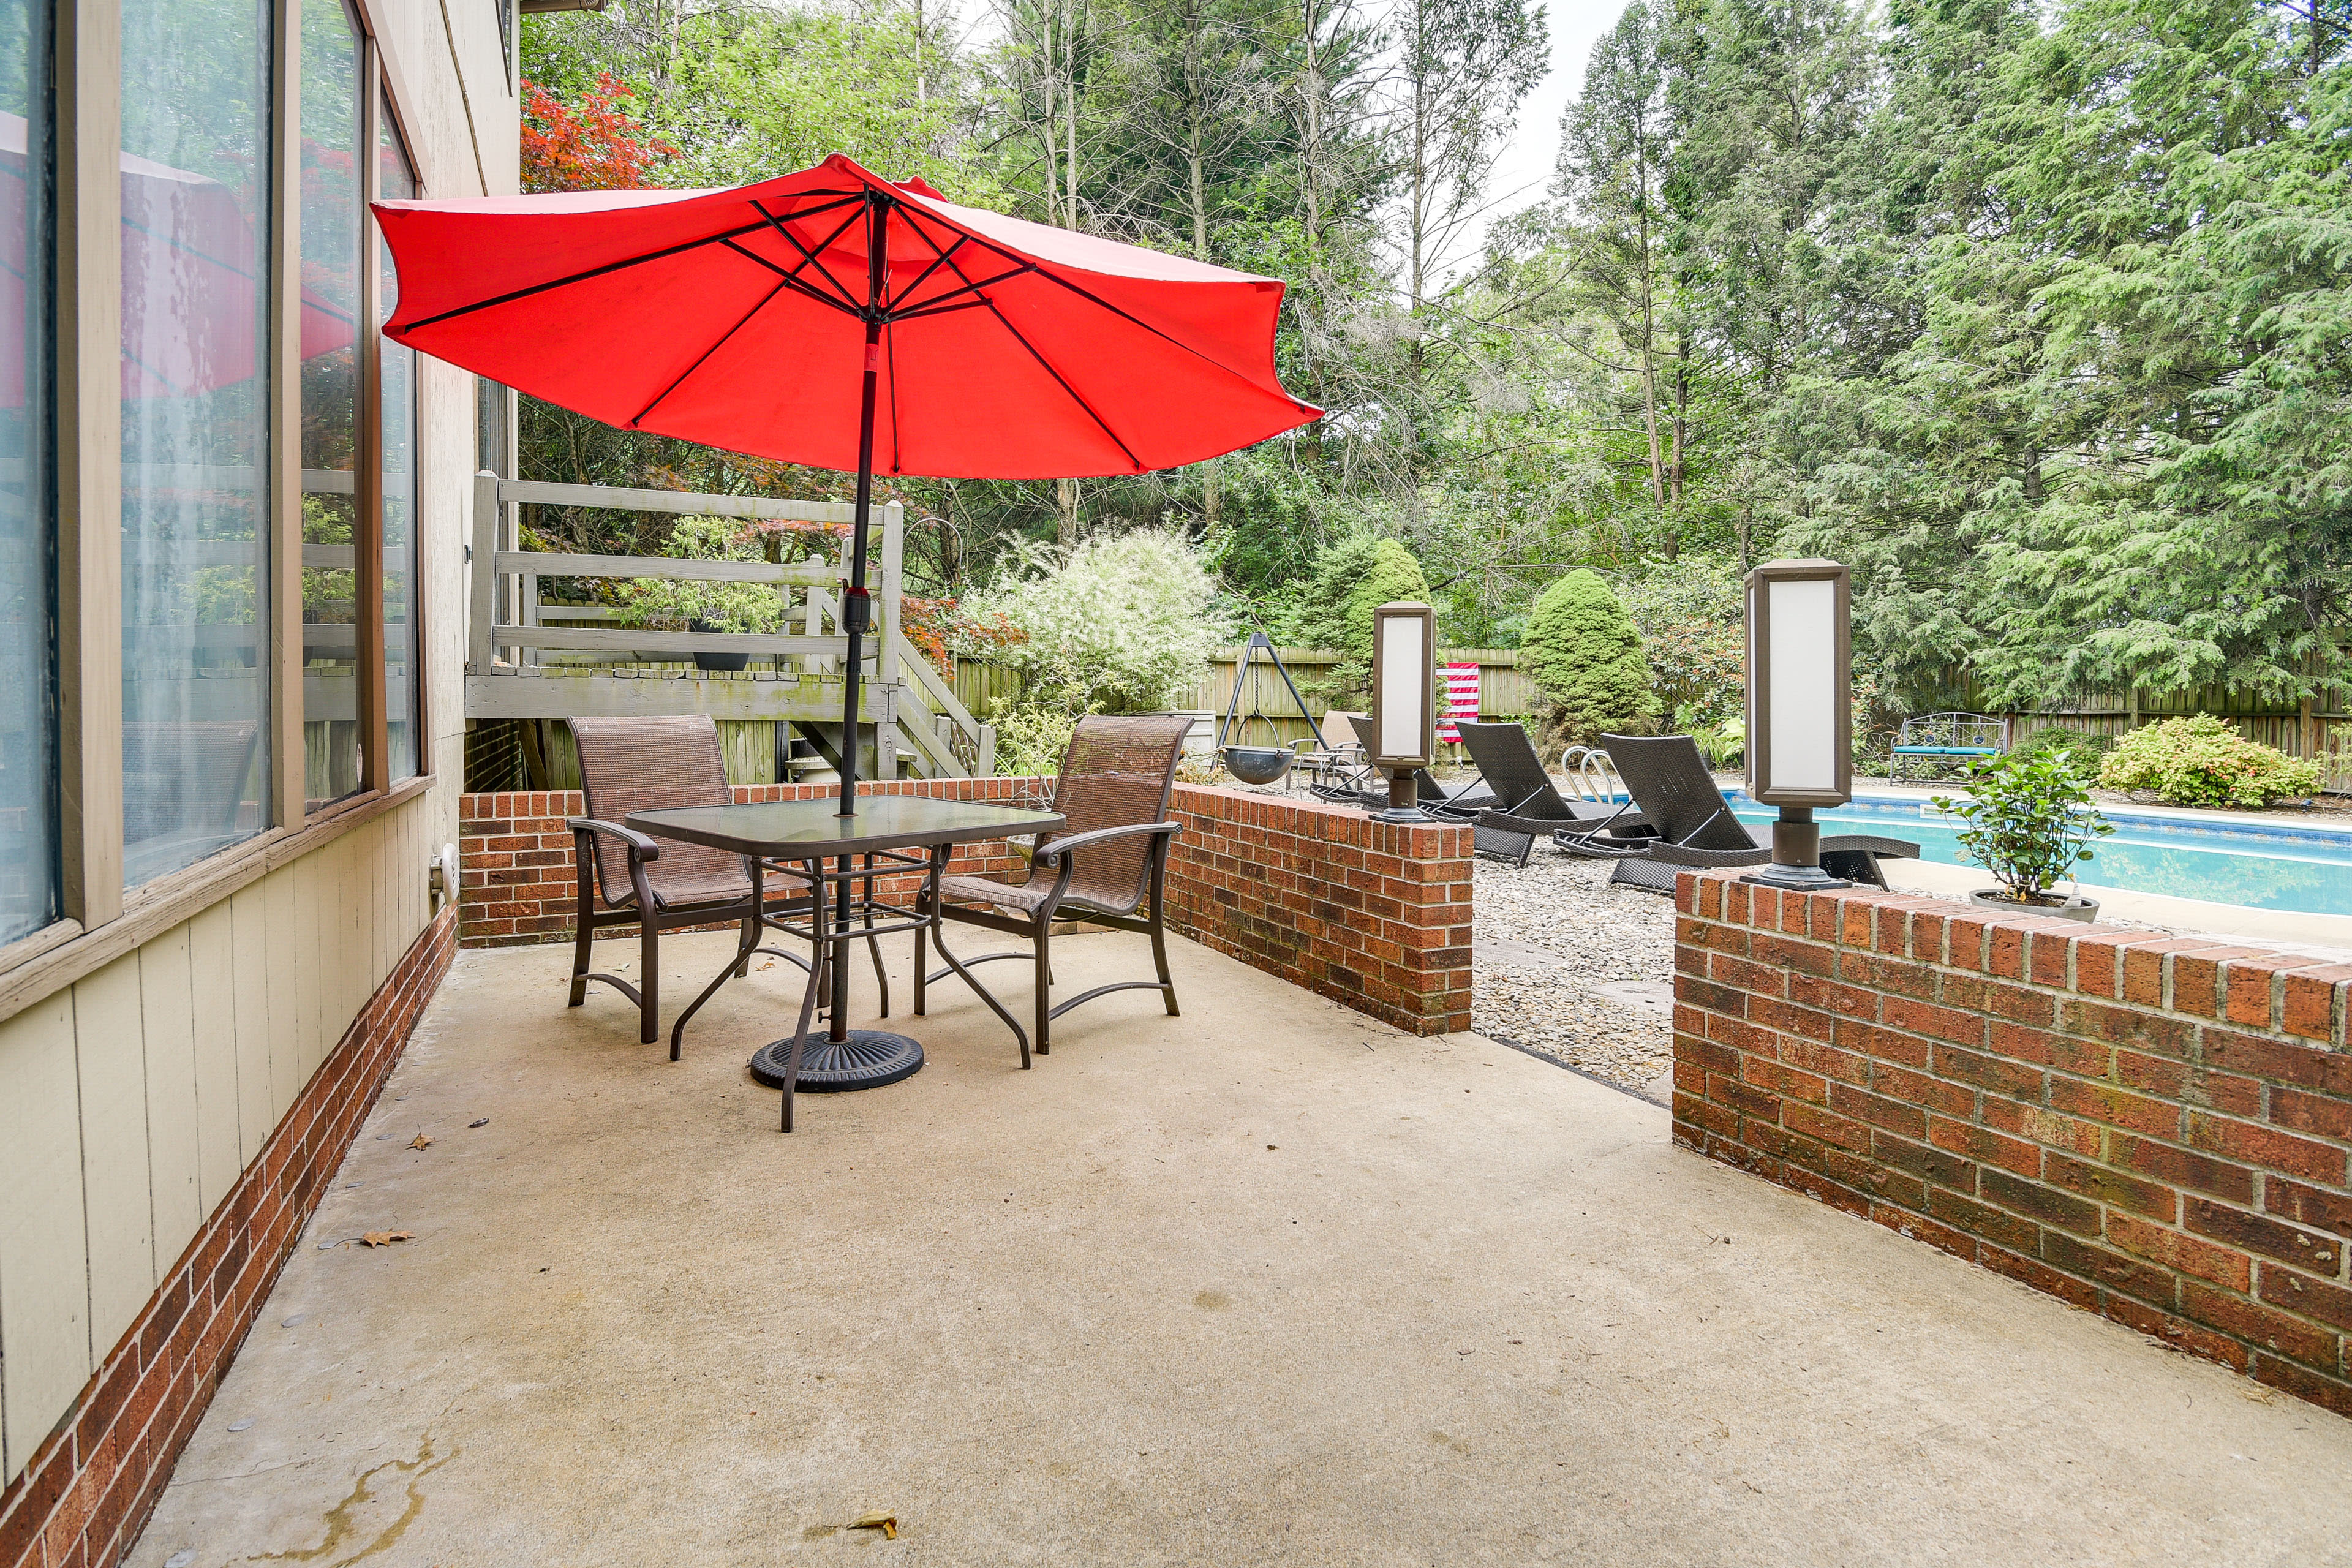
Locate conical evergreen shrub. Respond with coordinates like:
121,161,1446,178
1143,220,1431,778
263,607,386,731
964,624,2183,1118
1520,570,1659,745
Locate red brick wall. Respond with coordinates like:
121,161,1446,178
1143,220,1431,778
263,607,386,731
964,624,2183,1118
458,780,1474,1036
0,905,459,1568
1672,870,2352,1417
1163,786,1471,1035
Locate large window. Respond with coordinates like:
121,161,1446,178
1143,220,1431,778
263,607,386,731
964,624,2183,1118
380,98,420,781
301,0,363,805
118,0,274,887
0,0,54,941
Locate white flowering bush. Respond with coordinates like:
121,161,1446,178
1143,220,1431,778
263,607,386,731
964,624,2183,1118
956,529,1229,771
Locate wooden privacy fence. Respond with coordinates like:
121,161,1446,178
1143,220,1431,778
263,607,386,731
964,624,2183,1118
1922,662,2352,794
950,646,1534,750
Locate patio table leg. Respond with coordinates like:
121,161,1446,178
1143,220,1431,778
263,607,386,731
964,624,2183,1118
663,858,813,1060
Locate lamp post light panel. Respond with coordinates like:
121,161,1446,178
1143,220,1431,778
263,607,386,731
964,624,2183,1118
1745,559,1853,809
1370,603,1437,768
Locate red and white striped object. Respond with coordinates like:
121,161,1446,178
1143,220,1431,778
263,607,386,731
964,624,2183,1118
1438,663,1481,744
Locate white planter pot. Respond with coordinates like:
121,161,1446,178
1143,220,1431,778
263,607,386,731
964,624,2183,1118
1969,889,2098,922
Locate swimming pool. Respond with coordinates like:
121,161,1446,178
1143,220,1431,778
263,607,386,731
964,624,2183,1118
1724,794,2352,917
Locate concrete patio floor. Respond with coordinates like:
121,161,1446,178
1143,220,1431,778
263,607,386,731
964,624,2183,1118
132,926,2352,1566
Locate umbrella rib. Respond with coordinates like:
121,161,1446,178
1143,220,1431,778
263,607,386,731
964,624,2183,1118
884,263,1033,320
916,231,1143,472
627,274,792,429
881,235,969,315
718,239,862,318
397,216,786,332
887,298,992,323
896,201,1294,405
750,199,870,315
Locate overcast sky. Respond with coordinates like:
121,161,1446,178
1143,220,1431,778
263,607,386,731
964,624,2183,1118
1471,0,1625,247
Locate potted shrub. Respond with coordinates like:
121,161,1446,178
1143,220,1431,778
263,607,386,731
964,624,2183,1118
1932,750,2115,921
611,516,786,671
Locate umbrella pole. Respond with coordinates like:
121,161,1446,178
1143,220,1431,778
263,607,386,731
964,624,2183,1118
837,194,888,819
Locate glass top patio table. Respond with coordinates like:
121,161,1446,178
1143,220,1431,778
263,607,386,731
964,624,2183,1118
627,796,1061,858
623,796,1065,1130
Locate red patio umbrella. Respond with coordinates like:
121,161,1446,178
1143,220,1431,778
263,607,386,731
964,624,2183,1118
372,153,1319,810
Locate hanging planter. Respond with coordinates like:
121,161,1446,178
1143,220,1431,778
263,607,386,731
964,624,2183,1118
689,619,750,673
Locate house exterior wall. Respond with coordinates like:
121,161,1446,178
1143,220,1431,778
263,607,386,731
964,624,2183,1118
0,2,514,1560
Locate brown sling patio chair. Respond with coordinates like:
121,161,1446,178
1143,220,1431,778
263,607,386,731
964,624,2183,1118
566,715,874,1056
917,714,1190,1067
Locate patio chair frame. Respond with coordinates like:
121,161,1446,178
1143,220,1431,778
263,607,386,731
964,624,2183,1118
917,715,1190,1065
564,715,877,1057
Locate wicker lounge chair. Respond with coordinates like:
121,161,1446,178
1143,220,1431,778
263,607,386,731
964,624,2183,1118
1543,734,1921,894
919,714,1189,1066
567,715,848,1055
1455,720,1649,866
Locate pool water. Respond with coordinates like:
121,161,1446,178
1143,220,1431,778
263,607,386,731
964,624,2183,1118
1725,795,2352,918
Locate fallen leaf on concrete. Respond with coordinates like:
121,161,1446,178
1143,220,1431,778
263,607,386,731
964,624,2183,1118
410,1134,434,1150
358,1231,415,1248
849,1510,899,1540
469,1118,489,1129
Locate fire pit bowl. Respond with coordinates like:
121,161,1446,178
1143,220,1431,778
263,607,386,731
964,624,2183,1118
1221,745,1294,785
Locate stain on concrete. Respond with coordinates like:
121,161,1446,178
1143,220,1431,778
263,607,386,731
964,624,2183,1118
1191,1289,1230,1311
247,1434,452,1565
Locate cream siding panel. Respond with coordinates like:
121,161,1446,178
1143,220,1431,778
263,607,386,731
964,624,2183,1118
263,861,299,1125
339,831,364,1038
293,847,323,1079
0,995,89,1483
137,927,203,1272
73,954,155,1355
230,881,273,1163
189,900,241,1208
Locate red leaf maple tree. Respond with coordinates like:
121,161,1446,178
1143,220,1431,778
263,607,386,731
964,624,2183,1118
520,72,679,194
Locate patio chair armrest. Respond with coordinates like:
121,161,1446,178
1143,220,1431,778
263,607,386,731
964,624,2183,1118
1821,834,1921,860
1031,820,1183,867
568,817,660,861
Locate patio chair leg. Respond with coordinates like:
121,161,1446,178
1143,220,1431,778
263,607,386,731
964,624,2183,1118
642,919,662,1050
1150,911,1180,1017
568,858,595,1008
1034,922,1052,1057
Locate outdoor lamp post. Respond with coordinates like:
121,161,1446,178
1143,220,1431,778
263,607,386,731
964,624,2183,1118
1370,601,1438,823
1744,559,1854,891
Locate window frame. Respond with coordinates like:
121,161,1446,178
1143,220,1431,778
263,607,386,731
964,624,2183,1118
12,0,438,1005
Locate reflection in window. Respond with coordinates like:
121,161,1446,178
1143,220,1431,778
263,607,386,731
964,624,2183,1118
119,0,274,886
301,0,362,805
380,99,420,781
0,0,55,940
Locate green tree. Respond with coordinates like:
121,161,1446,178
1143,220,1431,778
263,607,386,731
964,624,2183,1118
1290,533,1431,694
1520,569,1659,743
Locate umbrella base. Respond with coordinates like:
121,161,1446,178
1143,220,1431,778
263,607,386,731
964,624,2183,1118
749,1030,924,1093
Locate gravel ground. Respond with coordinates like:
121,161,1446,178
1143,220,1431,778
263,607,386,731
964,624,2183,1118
1471,853,1676,1098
